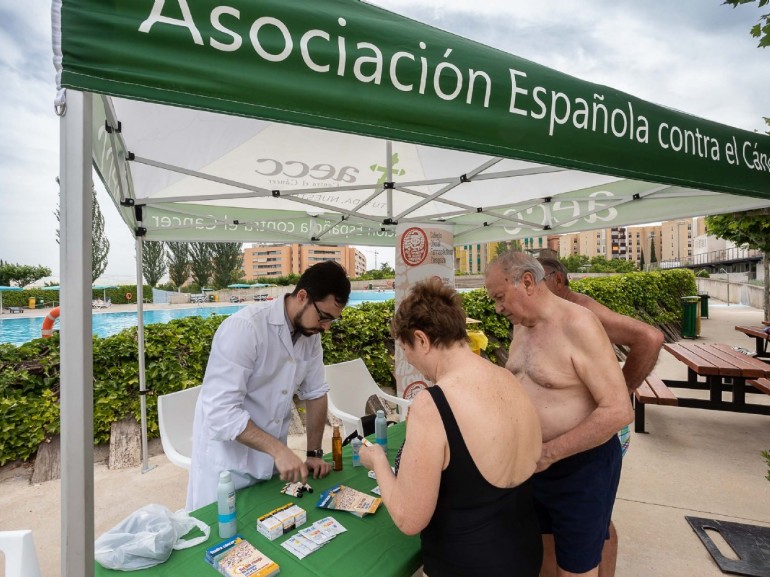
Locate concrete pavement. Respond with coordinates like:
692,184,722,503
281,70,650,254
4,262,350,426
1,299,768,576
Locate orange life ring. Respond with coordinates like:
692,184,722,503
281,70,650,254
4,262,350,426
125,292,132,301
41,307,61,338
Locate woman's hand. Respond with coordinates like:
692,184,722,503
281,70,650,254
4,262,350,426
359,442,387,471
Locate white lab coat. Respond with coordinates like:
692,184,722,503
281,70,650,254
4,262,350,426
186,297,328,510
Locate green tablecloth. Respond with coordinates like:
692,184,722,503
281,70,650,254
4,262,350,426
95,423,419,577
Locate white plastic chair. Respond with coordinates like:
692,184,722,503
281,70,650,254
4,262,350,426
325,359,412,438
157,385,201,469
0,530,43,577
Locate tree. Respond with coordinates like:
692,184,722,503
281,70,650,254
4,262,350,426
560,254,590,272
494,240,523,257
210,243,244,288
55,181,110,282
649,239,658,264
0,261,52,287
706,210,770,320
358,261,397,281
724,0,770,47
166,242,190,289
142,241,167,287
639,250,646,271
189,242,213,289
587,256,638,273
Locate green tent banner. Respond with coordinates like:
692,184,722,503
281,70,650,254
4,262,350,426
60,0,770,199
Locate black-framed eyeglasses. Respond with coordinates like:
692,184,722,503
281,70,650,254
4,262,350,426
311,299,341,324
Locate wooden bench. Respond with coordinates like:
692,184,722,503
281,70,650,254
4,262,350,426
634,373,678,433
7,306,23,314
734,325,770,358
746,378,770,396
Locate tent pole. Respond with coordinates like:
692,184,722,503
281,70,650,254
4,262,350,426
59,89,95,577
136,235,154,473
386,141,393,218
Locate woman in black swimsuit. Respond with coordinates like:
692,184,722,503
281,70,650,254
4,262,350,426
359,278,543,577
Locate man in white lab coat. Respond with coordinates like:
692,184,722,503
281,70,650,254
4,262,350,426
186,261,351,510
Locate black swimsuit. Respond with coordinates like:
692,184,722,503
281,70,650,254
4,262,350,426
420,386,542,577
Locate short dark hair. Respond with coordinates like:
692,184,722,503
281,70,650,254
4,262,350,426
537,257,569,287
391,277,467,349
293,260,351,306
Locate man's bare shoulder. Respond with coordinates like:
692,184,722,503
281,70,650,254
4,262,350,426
556,294,601,321
567,290,603,312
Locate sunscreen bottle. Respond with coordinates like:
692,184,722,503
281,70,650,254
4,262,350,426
217,470,237,538
375,410,388,452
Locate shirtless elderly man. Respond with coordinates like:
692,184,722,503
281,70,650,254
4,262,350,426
538,257,664,577
486,251,634,577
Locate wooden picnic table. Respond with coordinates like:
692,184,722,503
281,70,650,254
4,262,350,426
734,325,770,359
661,342,770,416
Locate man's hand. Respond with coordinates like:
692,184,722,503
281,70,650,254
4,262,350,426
273,444,309,484
535,441,557,473
306,456,331,479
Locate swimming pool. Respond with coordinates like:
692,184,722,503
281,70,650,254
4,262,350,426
0,305,247,347
0,291,396,347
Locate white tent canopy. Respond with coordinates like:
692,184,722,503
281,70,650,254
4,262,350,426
97,96,770,247
53,1,770,575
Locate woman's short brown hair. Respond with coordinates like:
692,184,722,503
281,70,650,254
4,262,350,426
391,278,467,348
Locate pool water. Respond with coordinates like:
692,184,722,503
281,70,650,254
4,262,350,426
0,305,247,347
0,291,395,347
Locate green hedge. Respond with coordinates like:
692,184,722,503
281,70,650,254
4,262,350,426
0,285,153,308
0,315,226,464
0,270,694,465
570,269,696,325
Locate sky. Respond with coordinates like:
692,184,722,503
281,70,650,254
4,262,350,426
1,1,768,285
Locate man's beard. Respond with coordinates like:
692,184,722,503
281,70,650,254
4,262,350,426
293,304,322,337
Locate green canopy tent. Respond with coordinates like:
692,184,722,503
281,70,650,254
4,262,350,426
0,286,22,314
227,283,253,301
92,285,117,302
52,1,770,574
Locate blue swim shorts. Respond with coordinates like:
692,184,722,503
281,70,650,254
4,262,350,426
532,435,622,574
617,424,631,457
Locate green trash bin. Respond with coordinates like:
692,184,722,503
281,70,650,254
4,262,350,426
681,296,700,339
698,293,709,319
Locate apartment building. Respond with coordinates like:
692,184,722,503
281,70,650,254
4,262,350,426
625,224,662,268
241,244,366,280
660,218,694,263
609,227,628,259
455,235,559,274
558,229,609,259
556,217,710,269
455,242,499,274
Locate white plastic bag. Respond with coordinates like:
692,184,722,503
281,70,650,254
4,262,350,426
95,503,210,571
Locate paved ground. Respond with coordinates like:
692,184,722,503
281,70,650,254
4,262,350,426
1,300,769,577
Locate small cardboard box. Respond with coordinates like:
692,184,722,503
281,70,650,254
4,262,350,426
273,504,306,532
256,503,306,541
256,515,283,541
